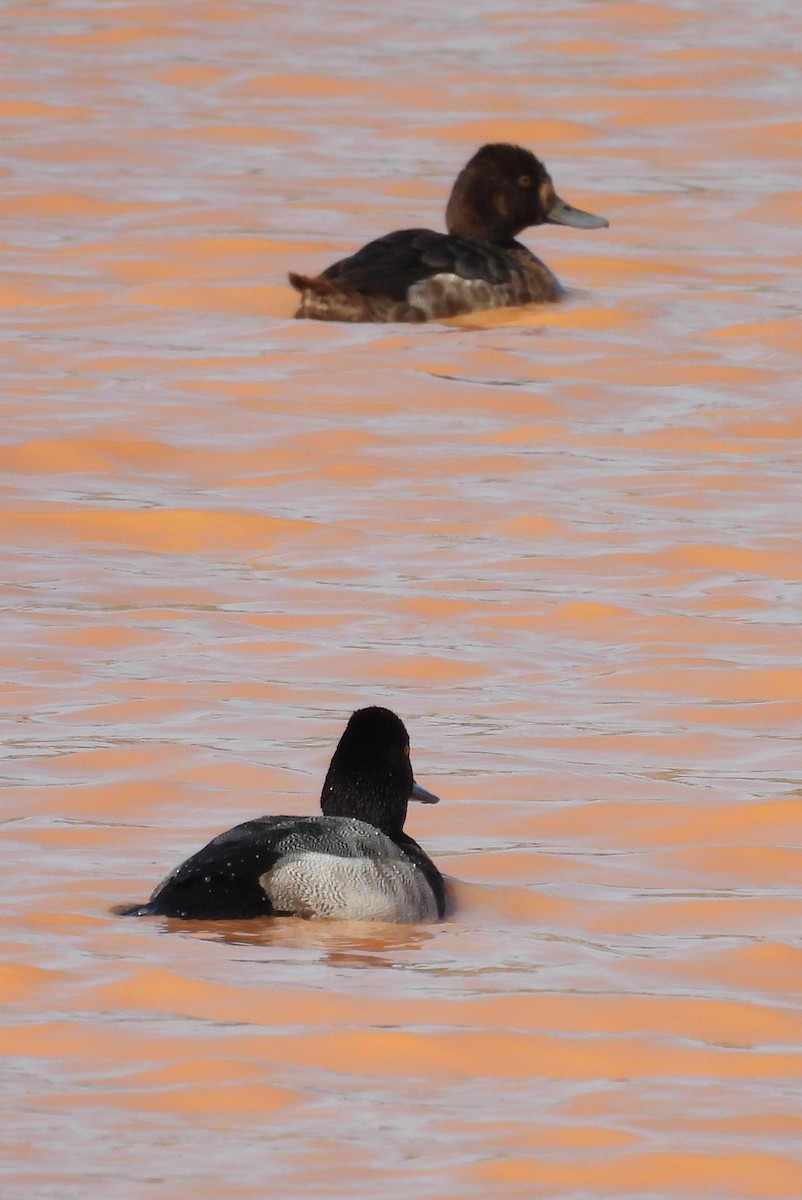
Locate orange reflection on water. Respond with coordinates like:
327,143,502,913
2,0,802,1197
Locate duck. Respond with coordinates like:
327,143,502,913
116,707,446,922
289,142,608,323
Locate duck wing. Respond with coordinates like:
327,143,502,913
120,816,294,918
395,830,447,918
119,815,411,920
321,228,519,300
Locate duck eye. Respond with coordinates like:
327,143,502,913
518,174,532,188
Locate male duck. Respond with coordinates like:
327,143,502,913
289,142,608,322
117,707,446,922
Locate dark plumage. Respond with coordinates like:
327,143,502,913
289,142,608,322
116,707,446,923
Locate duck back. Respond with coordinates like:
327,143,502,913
118,814,445,922
291,229,560,322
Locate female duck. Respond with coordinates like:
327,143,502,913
289,142,608,322
117,707,446,922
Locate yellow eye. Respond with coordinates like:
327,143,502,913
518,174,532,188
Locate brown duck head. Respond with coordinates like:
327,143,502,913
445,142,608,245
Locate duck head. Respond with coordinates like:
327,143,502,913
320,706,439,838
445,142,608,244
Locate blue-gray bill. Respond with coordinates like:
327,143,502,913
546,195,609,229
411,781,440,804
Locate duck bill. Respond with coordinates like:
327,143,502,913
410,781,440,805
546,195,609,230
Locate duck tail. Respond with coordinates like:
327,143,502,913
111,901,157,917
288,272,351,301
288,271,327,295
288,272,373,321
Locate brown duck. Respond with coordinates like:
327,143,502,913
289,142,608,323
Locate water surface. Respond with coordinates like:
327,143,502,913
2,1,801,1197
